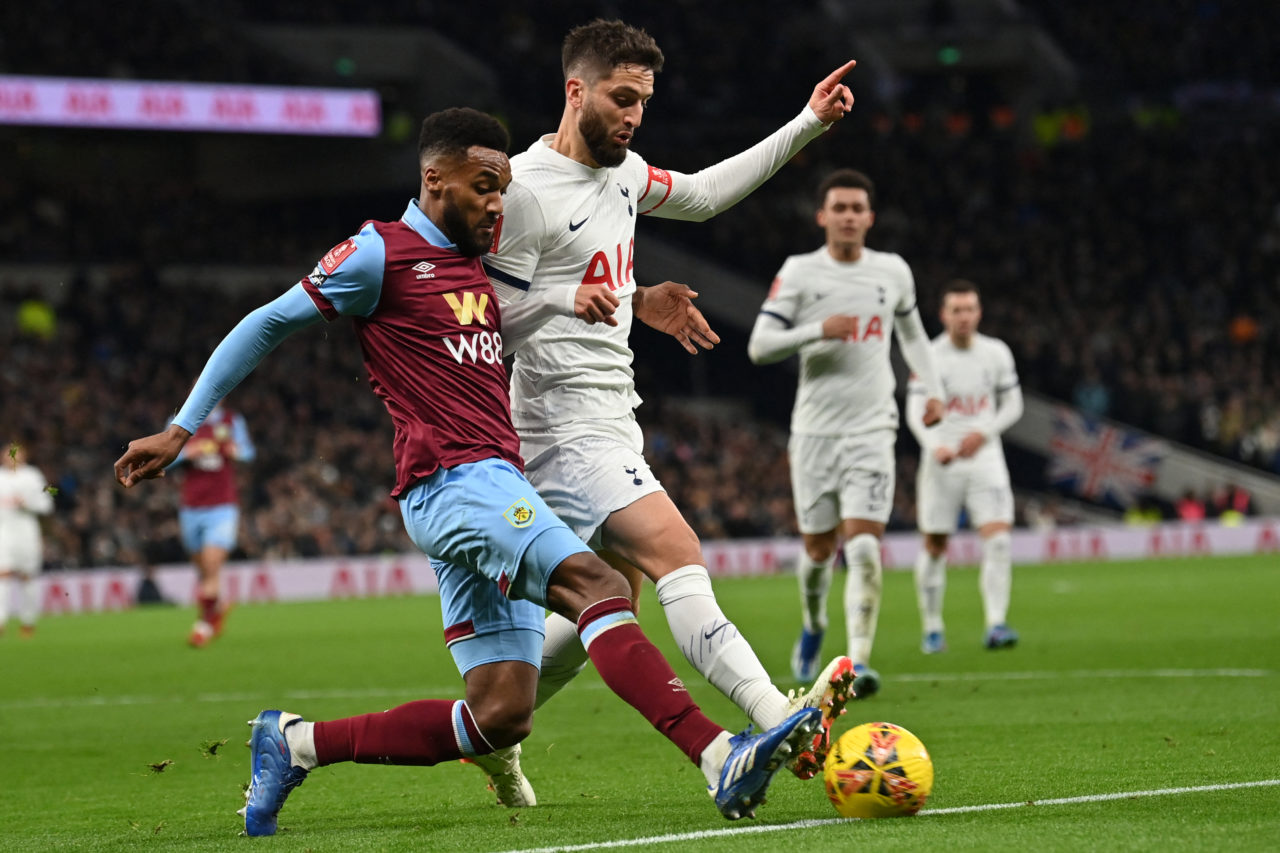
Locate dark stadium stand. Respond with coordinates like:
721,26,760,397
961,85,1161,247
2,1,1277,566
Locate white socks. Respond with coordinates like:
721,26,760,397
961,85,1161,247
535,612,590,710
842,534,883,665
282,716,318,770
18,577,38,626
796,553,835,634
0,576,37,627
980,531,1013,628
914,549,948,634
699,730,734,787
656,565,789,731
534,565,790,729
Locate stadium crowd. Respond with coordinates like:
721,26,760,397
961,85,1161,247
3,1,1278,567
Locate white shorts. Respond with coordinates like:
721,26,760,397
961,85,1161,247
0,529,42,576
917,445,1013,534
519,415,665,548
788,430,896,533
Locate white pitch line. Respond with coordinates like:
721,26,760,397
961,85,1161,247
491,779,1280,853
1,668,1271,711
892,667,1272,682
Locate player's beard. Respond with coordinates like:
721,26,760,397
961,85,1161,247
579,99,627,168
441,198,490,258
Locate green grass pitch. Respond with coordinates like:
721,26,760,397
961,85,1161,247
1,554,1278,851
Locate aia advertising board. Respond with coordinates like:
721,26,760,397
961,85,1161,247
0,75,380,136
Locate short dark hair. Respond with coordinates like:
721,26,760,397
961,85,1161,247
943,279,981,299
816,168,875,210
562,19,664,83
417,107,509,164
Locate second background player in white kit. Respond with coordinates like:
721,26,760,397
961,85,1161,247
908,279,1023,653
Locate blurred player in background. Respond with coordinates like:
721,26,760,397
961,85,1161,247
114,107,820,835
479,18,860,791
748,168,944,699
173,403,254,647
908,280,1023,652
0,441,54,638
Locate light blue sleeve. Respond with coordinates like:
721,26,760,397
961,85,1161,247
172,284,323,433
305,222,386,318
231,413,256,462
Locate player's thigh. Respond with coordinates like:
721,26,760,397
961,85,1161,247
789,433,842,535
917,457,964,535
398,458,586,606
521,417,665,550
964,463,1015,529
179,505,238,553
0,538,40,575
599,491,702,578
432,560,546,678
835,431,896,526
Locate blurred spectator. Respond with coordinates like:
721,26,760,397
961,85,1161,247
1174,489,1206,522
1209,482,1255,525
1123,493,1166,526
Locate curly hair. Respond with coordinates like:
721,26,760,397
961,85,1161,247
562,19,664,83
417,107,509,164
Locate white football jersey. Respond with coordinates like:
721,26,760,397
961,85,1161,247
760,246,921,437
0,462,53,572
910,332,1019,446
485,109,828,430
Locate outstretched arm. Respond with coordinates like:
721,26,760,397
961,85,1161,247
641,60,856,222
114,285,321,487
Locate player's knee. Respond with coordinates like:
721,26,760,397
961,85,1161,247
546,552,631,621
469,700,534,749
924,533,949,557
983,530,1011,561
845,533,881,567
803,534,837,563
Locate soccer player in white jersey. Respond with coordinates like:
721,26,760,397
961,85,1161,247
476,19,860,794
907,280,1023,653
0,441,55,638
747,168,945,700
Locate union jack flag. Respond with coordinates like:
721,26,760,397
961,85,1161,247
1047,408,1167,507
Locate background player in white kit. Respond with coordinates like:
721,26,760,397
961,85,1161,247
477,20,861,794
748,168,945,699
0,442,55,638
907,279,1023,653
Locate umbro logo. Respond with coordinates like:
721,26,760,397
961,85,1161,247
413,261,436,280
569,216,589,231
667,677,687,692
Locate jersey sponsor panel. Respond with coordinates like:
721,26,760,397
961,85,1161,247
913,333,1018,446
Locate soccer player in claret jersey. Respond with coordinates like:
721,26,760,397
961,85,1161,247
172,403,254,647
907,280,1023,653
114,108,819,835
477,19,859,790
747,168,946,700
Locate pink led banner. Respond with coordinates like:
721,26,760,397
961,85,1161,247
0,75,381,136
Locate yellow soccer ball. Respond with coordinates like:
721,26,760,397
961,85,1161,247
823,721,934,818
